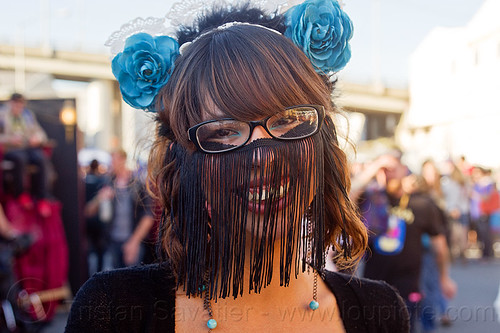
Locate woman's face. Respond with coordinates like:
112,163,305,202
171,104,325,300
199,105,318,238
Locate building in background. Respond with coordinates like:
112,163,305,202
398,0,500,170
336,81,408,162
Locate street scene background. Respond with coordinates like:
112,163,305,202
1,0,500,332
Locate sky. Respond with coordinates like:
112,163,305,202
0,0,487,88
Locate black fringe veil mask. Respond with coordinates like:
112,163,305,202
160,135,326,301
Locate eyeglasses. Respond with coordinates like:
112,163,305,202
187,104,325,153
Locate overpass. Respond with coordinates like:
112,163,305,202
0,44,409,152
0,44,113,81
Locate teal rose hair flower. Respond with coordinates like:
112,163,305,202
284,0,353,74
111,32,179,110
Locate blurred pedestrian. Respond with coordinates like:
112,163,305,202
470,166,499,259
83,159,108,275
0,93,52,217
441,159,470,261
85,149,154,268
457,155,473,179
352,152,456,332
419,160,455,330
421,160,446,209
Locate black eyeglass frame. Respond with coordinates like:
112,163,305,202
187,104,325,153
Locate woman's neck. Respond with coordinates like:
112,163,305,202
175,240,344,332
211,238,317,305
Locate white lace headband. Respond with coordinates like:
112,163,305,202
179,21,282,54
106,0,352,111
166,0,299,28
165,0,344,27
105,0,298,57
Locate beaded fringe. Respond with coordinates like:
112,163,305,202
160,137,326,300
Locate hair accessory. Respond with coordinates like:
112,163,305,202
105,17,170,56
107,0,352,111
215,21,282,33
110,33,179,110
166,0,301,27
166,0,225,28
284,0,353,74
180,22,281,55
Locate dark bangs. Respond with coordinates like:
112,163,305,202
160,24,332,147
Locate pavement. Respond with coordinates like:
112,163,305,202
434,258,500,333
40,307,69,333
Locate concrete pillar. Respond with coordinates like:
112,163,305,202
84,80,114,150
121,102,155,165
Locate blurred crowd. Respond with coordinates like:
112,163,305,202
0,92,160,331
350,146,500,332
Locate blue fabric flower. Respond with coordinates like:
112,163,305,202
284,0,353,74
111,32,179,110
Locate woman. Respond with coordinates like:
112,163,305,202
441,159,470,261
66,1,409,332
419,160,453,330
470,166,498,259
421,160,446,210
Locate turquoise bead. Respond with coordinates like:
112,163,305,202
309,300,319,310
207,318,217,329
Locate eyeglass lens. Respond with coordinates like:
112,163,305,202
195,106,319,152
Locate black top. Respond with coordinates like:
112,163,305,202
65,263,409,332
363,192,444,299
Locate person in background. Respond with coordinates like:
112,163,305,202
441,159,470,261
352,152,456,332
0,93,52,217
83,159,108,275
457,155,473,179
470,166,499,260
421,160,446,210
85,149,154,268
0,203,35,333
419,160,454,330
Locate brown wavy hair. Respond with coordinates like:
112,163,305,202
148,22,367,278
